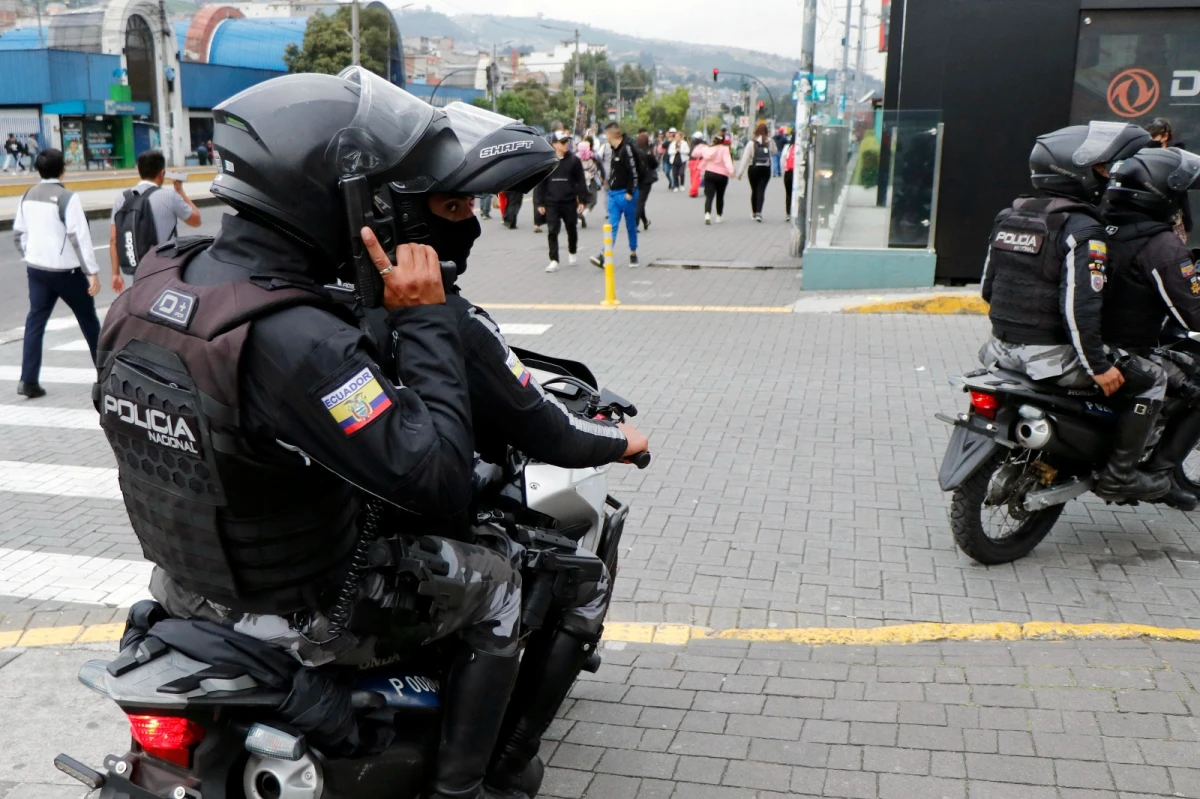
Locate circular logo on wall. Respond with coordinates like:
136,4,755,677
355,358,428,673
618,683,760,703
1107,68,1160,118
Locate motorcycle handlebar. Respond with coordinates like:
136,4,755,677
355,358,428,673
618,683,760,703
625,452,652,469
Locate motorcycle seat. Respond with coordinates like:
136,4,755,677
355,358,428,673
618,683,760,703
966,368,1103,399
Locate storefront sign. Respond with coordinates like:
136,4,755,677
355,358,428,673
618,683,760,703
61,118,84,171
103,100,138,116
1072,10,1200,134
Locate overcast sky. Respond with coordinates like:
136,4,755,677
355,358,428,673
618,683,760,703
415,0,889,79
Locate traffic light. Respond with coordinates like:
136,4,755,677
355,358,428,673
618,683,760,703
713,68,719,82
757,100,765,114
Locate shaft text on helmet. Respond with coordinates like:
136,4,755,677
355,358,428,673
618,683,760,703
479,141,533,159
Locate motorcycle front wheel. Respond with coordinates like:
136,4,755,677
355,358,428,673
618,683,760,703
950,452,1065,565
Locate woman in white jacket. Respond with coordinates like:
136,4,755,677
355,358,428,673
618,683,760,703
666,130,690,192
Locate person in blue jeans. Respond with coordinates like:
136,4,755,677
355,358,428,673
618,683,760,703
590,122,642,268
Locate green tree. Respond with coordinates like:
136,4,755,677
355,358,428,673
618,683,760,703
633,87,690,133
283,6,393,77
562,52,616,106
617,63,652,103
496,91,533,122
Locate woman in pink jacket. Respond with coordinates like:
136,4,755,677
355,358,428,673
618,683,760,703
693,134,734,224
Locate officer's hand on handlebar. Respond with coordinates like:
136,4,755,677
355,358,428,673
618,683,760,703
361,227,445,310
1093,366,1125,397
618,422,649,461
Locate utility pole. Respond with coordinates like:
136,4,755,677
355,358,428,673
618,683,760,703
492,43,498,112
616,71,621,123
839,0,852,120
853,0,868,130
350,0,360,66
790,0,817,255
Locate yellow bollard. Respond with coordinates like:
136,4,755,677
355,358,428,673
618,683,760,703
601,222,620,307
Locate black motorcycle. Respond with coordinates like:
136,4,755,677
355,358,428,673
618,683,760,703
936,336,1200,565
54,350,648,799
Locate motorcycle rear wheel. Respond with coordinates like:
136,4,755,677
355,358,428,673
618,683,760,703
950,453,1064,565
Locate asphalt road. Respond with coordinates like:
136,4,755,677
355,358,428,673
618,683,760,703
0,208,230,332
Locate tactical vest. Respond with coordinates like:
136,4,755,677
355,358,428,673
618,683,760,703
987,196,1101,345
1103,222,1179,349
95,239,360,615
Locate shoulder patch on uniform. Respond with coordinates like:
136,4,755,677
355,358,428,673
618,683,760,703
321,366,392,435
1091,272,1106,293
504,349,530,387
1088,240,1107,260
1181,260,1195,277
149,288,197,328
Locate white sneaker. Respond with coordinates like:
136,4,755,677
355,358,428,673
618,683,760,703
705,213,711,225
568,253,578,266
545,260,559,273
716,215,724,224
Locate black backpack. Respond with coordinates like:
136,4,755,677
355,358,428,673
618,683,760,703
114,186,167,276
752,140,772,168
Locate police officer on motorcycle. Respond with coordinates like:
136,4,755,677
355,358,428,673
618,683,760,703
95,70,528,799
361,102,651,795
980,121,1171,502
1101,147,1200,509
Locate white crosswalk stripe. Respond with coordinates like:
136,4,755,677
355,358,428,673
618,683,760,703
0,548,150,606
0,305,109,345
498,323,552,336
52,339,92,351
0,365,96,384
0,404,98,430
0,460,119,500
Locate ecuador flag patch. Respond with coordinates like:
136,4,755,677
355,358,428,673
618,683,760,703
321,366,393,435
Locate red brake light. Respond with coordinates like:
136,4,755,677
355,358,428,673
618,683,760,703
969,390,999,419
127,714,205,767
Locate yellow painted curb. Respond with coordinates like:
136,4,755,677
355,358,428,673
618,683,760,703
484,303,793,314
0,172,218,198
9,620,1200,651
845,294,989,315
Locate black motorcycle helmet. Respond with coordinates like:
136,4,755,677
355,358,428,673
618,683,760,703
210,67,464,279
374,102,557,272
1103,147,1200,222
1029,121,1150,204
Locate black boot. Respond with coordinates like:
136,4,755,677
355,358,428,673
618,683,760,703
429,645,524,799
1142,406,1200,510
487,628,600,794
1095,400,1171,502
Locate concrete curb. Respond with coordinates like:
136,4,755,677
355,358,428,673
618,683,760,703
844,293,988,315
0,194,223,232
0,169,218,198
9,619,1200,651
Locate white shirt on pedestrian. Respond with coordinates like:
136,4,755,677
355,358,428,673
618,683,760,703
13,179,100,274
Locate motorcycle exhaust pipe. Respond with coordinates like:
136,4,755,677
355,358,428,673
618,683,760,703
1014,405,1053,449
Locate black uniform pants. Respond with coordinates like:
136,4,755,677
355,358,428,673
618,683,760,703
748,165,771,215
503,191,523,228
637,181,653,227
704,172,728,216
783,169,794,217
22,266,99,384
545,201,578,262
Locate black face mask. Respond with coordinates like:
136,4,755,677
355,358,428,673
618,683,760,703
425,213,481,275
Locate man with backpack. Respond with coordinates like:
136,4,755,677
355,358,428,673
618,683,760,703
12,149,102,399
108,150,202,292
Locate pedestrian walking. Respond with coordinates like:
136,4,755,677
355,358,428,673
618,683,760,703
578,138,601,229
738,122,777,221
772,126,788,177
3,133,25,173
694,133,733,225
535,131,589,272
108,150,202,292
502,190,524,228
634,130,659,231
477,192,493,220
195,141,209,165
780,133,797,221
589,121,641,268
665,129,689,192
24,132,38,171
12,148,101,399
688,131,705,198
534,121,567,233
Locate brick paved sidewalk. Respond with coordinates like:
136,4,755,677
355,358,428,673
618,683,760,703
6,636,1200,798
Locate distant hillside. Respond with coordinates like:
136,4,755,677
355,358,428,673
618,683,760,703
396,11,804,88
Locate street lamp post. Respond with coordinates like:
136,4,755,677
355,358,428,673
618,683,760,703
429,67,481,106
713,71,777,123
541,23,583,134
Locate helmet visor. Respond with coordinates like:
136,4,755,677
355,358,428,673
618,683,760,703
1072,120,1138,167
1168,148,1200,192
441,102,525,150
331,67,441,183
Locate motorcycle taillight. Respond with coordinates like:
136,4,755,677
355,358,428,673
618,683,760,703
127,714,205,768
970,391,999,419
